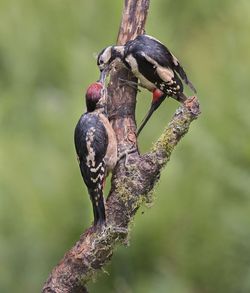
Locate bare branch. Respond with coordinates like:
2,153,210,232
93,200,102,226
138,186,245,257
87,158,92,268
117,0,150,45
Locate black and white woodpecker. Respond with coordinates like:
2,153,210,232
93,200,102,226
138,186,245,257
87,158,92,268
97,34,196,135
74,82,117,226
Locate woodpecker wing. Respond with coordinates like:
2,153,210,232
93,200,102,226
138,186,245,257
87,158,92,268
74,113,108,190
125,35,196,94
129,49,184,98
74,113,109,225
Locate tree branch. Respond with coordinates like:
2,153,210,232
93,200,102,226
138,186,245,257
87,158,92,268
42,1,200,292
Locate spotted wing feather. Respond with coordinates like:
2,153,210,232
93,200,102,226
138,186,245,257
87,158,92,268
125,35,196,94
74,113,108,187
130,50,184,98
74,113,108,225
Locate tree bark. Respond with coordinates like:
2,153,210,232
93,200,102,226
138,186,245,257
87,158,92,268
42,0,200,292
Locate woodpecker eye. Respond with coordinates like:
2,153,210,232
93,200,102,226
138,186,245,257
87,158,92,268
98,58,105,70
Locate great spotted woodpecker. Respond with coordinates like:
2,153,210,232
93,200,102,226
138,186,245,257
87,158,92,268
97,34,196,135
74,82,117,226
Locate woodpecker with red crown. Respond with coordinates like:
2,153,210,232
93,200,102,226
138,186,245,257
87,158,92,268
97,34,196,135
74,82,117,226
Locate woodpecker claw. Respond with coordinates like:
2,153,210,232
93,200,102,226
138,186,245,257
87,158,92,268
118,78,141,92
118,147,137,168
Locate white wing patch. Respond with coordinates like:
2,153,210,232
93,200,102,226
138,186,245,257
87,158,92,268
125,54,156,91
156,66,174,84
86,127,96,168
142,53,175,85
141,52,158,67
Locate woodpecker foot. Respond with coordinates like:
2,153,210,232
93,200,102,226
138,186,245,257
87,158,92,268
118,147,137,168
110,226,128,235
118,78,141,92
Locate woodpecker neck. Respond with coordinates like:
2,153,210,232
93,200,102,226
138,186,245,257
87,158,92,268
111,46,125,60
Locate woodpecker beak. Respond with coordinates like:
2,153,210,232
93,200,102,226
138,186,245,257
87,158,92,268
98,67,109,84
136,97,166,137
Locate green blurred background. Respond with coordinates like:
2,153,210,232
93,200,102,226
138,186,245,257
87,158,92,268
1,0,250,292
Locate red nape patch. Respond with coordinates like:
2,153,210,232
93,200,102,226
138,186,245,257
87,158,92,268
86,82,103,98
152,88,164,103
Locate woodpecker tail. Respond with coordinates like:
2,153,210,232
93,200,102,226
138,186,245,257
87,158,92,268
177,92,188,102
137,95,167,136
175,63,197,94
88,187,106,226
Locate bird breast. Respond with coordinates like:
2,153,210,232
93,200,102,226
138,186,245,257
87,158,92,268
98,113,117,173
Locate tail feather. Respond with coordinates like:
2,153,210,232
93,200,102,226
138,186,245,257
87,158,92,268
175,63,197,94
177,92,188,102
88,188,106,226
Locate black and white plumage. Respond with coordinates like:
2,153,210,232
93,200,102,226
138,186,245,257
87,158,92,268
97,34,196,135
74,82,117,225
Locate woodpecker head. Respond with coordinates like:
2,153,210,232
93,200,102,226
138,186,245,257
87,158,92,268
97,45,125,82
85,82,105,112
